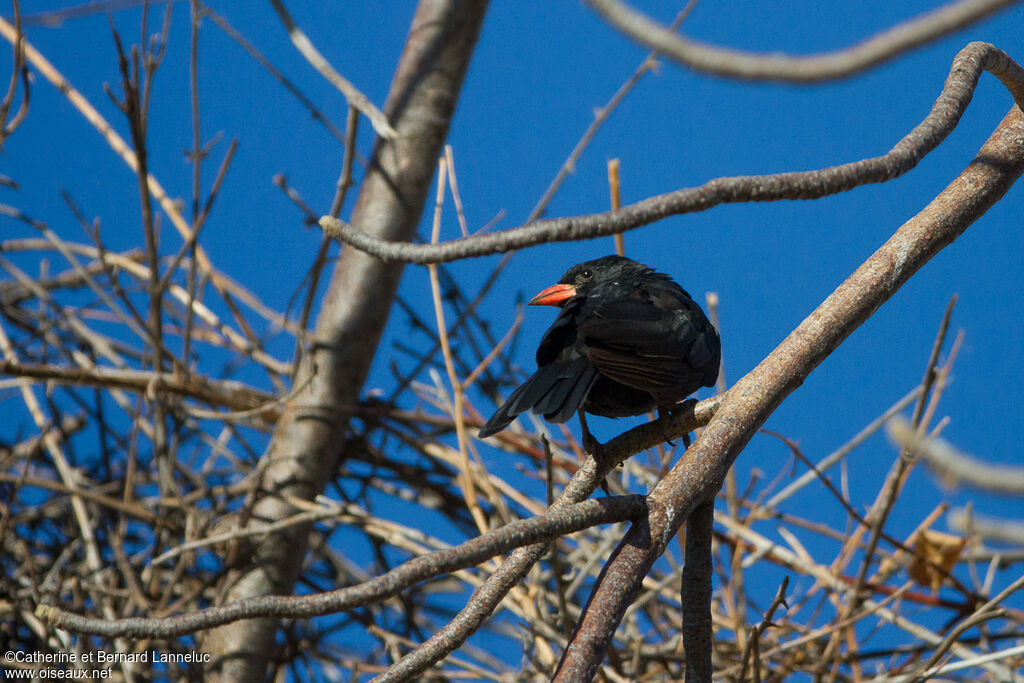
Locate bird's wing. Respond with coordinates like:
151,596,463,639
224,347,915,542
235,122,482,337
578,288,718,396
534,302,581,366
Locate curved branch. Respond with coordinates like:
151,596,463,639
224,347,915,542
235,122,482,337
554,105,1024,680
371,396,723,682
36,495,648,638
584,0,1020,82
320,42,1024,265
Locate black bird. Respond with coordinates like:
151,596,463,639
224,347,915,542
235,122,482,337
478,255,721,444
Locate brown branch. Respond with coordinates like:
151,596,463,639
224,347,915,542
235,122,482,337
0,0,29,143
0,472,160,526
907,573,1024,680
320,42,1024,264
552,105,1024,680
818,297,962,675
738,576,790,683
0,360,274,415
764,385,924,508
680,500,715,682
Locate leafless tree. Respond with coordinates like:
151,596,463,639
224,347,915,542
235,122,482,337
3,1,1024,681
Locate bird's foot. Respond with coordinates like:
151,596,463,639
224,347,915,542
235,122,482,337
577,409,607,461
660,399,698,449
656,407,677,447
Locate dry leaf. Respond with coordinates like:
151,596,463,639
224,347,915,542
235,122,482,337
909,530,966,593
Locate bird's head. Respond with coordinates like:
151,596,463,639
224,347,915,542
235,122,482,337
528,255,650,307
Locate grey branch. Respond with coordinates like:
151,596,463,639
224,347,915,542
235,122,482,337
888,416,1024,494
371,396,722,682
36,496,648,637
584,0,1020,82
320,42,1024,264
948,508,1024,546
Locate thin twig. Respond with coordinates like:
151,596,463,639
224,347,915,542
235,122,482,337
267,0,396,139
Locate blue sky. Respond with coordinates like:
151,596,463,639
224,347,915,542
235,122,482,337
4,0,1024,674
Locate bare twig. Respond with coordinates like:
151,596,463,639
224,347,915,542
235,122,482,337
738,576,790,683
267,0,396,139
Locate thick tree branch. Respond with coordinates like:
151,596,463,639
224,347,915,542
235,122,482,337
320,42,1024,264
199,2,488,679
554,105,1024,681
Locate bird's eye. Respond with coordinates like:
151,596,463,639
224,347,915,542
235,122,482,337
579,269,593,280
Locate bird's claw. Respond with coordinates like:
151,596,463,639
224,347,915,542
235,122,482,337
656,407,677,447
659,399,697,449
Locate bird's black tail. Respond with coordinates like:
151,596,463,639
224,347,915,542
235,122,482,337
478,359,597,438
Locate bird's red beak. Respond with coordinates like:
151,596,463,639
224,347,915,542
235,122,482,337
529,283,576,307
